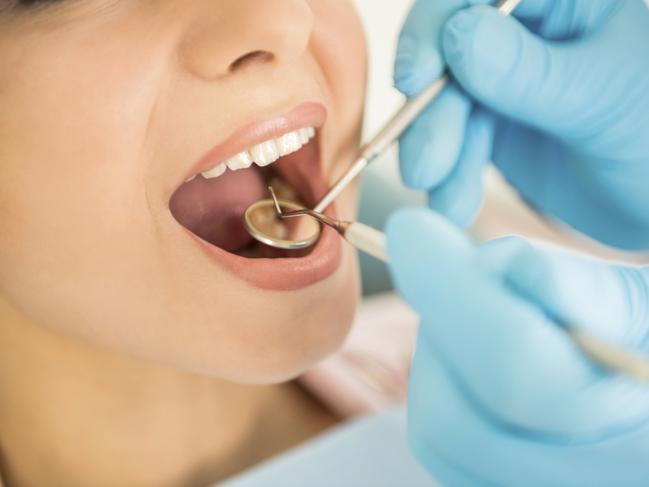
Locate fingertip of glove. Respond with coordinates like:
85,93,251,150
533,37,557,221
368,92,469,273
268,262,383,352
398,143,429,191
442,7,483,62
394,35,444,97
426,164,486,229
442,5,515,87
398,135,433,190
393,36,419,96
399,122,462,191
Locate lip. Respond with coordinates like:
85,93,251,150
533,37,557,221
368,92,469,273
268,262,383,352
183,102,327,184
176,101,343,291
185,212,342,291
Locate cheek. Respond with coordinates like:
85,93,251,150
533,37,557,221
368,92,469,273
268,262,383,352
0,16,179,350
223,264,360,384
310,0,368,135
0,21,163,253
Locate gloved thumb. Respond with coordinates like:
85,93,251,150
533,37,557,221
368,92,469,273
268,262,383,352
480,239,649,351
442,5,596,136
385,207,475,315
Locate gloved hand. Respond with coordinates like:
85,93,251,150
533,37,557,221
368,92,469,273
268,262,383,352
387,207,649,486
394,0,649,250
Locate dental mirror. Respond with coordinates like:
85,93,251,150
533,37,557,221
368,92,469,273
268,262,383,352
243,194,322,251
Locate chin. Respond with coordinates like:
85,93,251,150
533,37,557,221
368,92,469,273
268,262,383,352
178,223,361,385
238,258,360,384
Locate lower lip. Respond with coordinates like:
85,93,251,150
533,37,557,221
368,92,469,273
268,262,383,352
185,206,343,291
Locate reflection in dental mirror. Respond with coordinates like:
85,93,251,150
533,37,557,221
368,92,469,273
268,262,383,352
244,199,322,250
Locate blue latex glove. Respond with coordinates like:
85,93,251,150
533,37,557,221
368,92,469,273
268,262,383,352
394,0,649,250
387,207,649,486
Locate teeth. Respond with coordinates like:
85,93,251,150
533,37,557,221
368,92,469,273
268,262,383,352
193,126,316,182
226,151,252,171
251,140,280,167
298,128,309,145
201,162,226,179
277,132,302,156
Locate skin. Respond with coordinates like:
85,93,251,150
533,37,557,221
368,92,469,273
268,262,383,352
0,0,367,485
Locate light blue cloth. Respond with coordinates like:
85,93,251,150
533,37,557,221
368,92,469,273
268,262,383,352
217,409,437,487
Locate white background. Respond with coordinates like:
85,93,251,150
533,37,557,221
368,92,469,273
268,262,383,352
352,0,413,139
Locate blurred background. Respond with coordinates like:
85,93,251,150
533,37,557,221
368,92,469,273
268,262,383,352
353,1,413,146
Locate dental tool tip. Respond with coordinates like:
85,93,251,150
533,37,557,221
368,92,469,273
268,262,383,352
268,186,283,215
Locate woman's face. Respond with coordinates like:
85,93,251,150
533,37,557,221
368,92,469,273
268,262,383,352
0,0,367,383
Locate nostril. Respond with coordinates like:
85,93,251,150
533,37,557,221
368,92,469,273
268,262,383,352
229,50,274,73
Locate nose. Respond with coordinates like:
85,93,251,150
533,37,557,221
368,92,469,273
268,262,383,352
179,0,315,81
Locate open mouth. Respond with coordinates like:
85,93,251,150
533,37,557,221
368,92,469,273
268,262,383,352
169,102,343,290
171,126,319,258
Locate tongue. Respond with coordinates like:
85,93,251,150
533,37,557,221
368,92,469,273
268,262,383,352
169,166,266,252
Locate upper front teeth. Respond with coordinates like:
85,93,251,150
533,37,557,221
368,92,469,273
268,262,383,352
226,151,252,171
197,127,315,181
250,140,279,167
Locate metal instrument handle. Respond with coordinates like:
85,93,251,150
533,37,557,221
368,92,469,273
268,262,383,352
343,221,388,262
312,0,522,214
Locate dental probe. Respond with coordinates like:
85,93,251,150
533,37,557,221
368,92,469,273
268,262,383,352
312,0,523,214
269,188,649,385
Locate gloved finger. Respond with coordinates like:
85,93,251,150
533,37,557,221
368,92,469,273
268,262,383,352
386,209,649,437
474,235,649,432
426,107,494,227
398,84,471,190
491,119,649,250
527,0,621,39
408,337,649,487
480,0,622,39
394,0,468,97
441,4,598,138
392,0,603,95
486,241,649,351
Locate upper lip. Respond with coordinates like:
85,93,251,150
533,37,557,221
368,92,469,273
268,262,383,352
182,102,327,185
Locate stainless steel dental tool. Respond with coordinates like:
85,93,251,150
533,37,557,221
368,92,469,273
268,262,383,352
246,187,388,260
243,0,523,251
